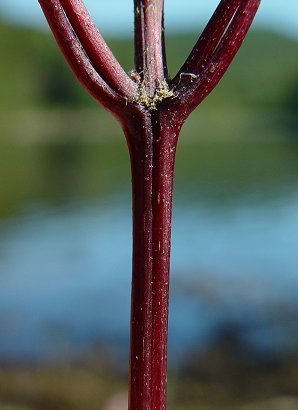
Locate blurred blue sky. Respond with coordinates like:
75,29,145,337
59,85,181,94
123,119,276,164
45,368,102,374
0,0,298,39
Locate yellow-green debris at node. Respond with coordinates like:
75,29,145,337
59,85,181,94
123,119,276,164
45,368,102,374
138,81,175,110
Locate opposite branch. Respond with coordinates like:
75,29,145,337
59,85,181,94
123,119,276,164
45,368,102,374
170,0,261,122
172,0,240,82
38,0,130,114
60,0,137,98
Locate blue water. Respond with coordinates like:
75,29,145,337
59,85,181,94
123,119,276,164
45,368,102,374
0,190,298,363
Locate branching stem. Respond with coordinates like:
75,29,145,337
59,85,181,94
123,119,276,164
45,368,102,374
37,1,262,409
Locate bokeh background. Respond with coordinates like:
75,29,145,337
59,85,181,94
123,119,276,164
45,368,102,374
0,1,298,409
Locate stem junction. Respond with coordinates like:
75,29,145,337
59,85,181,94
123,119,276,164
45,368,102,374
37,1,262,409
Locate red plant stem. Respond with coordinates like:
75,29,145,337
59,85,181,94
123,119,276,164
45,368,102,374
170,0,261,122
123,108,180,410
173,0,240,79
38,1,262,409
38,0,125,113
60,0,137,98
134,0,166,96
150,112,180,410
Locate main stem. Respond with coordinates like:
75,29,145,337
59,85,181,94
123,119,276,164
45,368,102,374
124,109,180,410
38,1,261,409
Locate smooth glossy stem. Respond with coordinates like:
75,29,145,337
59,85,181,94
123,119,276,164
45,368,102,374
38,0,126,113
150,111,178,410
134,0,165,96
38,1,261,408
60,0,137,98
170,0,261,122
172,0,240,81
124,109,180,410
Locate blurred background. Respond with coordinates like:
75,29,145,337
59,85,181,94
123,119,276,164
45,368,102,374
0,1,298,409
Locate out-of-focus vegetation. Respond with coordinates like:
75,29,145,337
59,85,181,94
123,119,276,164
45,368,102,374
0,19,297,219
1,18,298,410
0,352,298,410
0,19,297,138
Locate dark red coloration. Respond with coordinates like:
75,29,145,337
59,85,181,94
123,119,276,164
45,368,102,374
60,0,137,97
170,0,261,123
124,108,181,410
38,0,261,408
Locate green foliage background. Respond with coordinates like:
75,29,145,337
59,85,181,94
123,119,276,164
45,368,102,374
0,19,298,410
0,19,297,219
1,20,298,112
